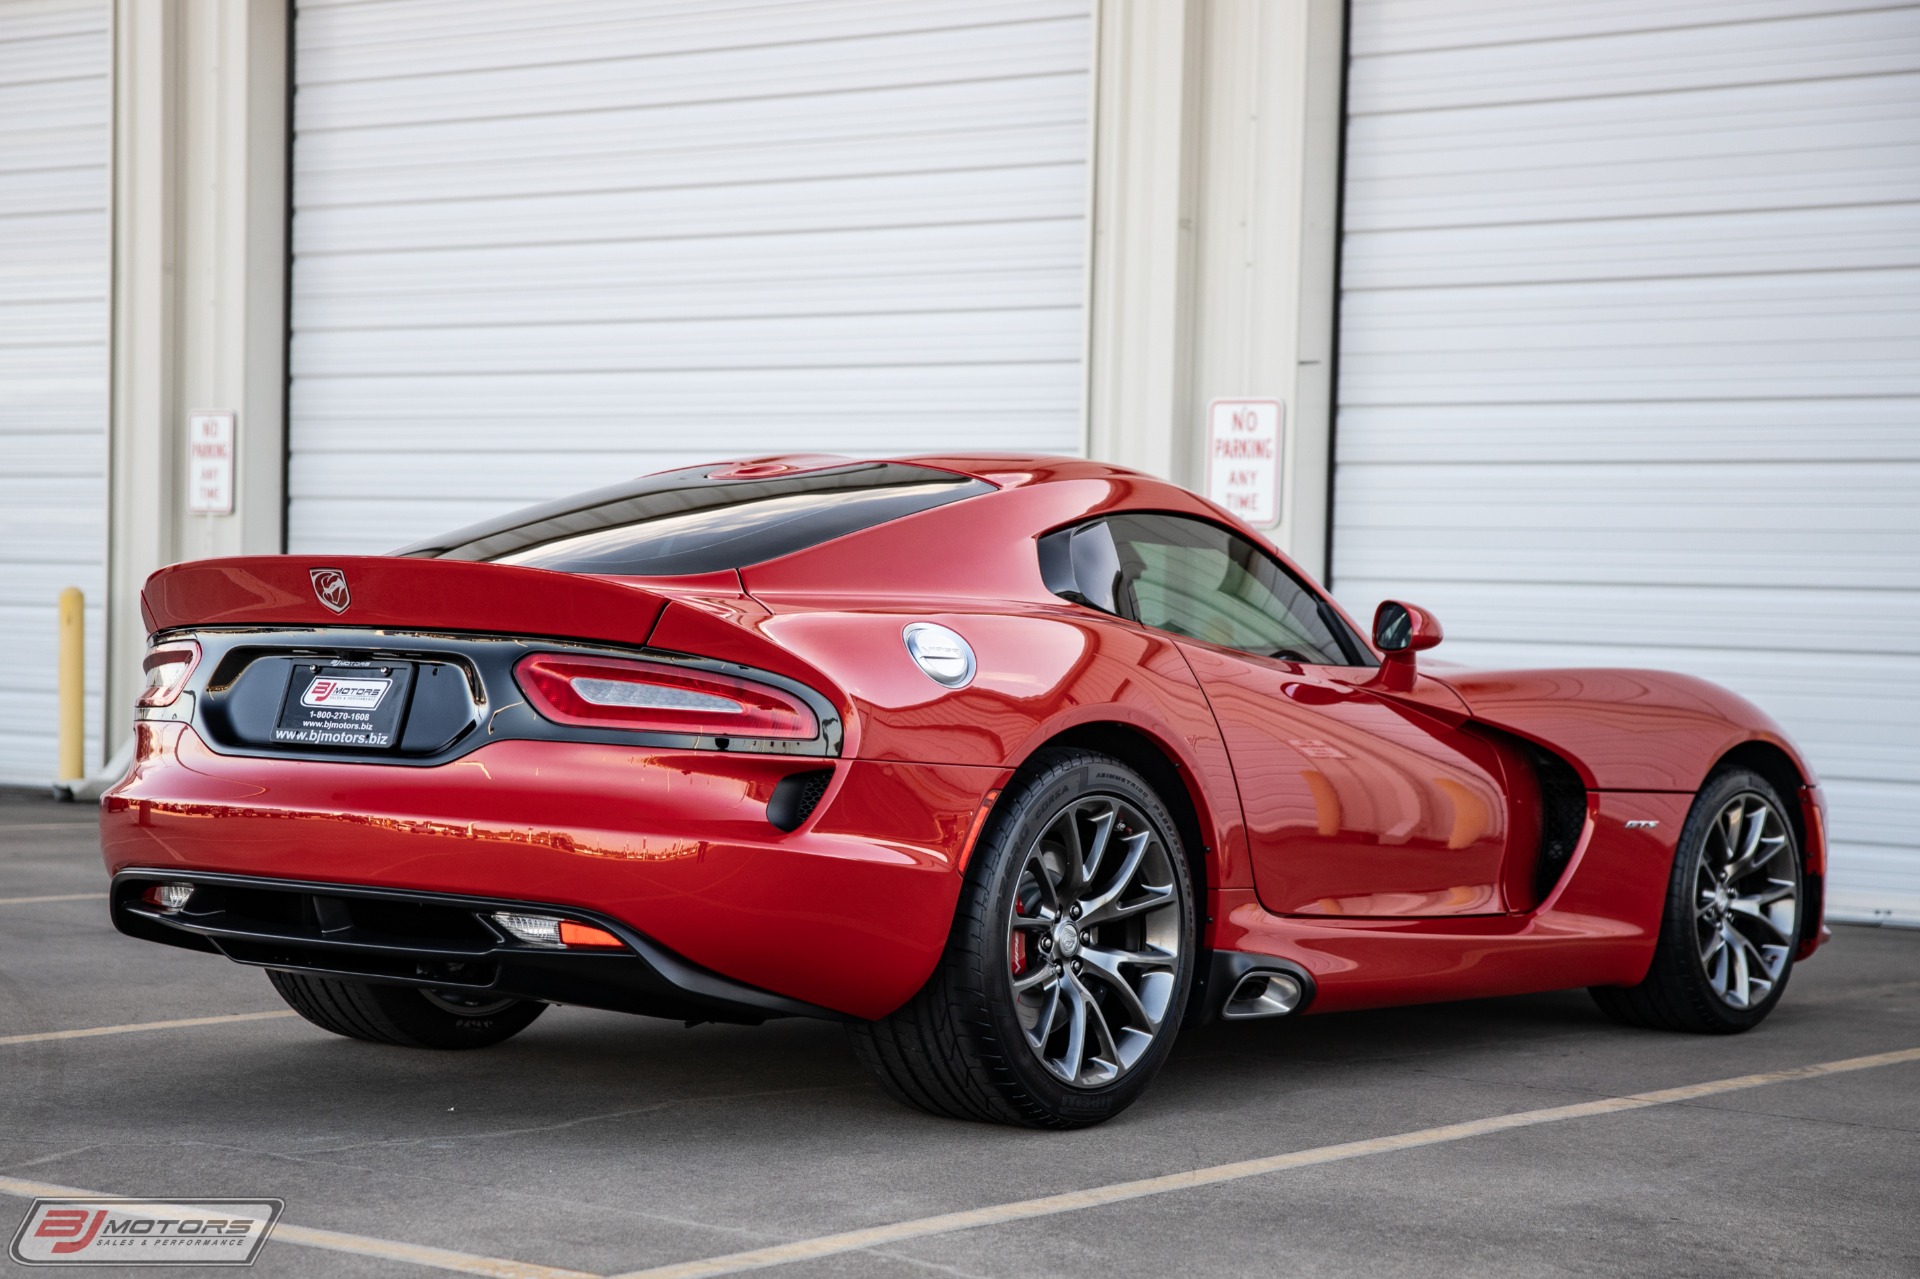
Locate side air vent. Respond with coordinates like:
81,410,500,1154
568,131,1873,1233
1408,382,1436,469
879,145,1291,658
767,768,834,832
1529,744,1589,901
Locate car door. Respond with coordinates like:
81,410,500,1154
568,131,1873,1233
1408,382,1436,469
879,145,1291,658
1066,513,1514,918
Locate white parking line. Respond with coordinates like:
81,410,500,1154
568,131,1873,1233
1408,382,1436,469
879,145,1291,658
0,1010,297,1047
0,892,107,906
0,1176,594,1279
605,1045,1920,1279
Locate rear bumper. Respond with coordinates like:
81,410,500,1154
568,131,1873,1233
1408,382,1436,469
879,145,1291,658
103,723,1004,1019
112,869,838,1023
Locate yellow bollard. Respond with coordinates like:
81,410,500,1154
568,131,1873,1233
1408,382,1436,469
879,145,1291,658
57,587,84,782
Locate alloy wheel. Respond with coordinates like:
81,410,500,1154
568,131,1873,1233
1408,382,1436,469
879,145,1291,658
1694,792,1798,1010
1006,795,1183,1088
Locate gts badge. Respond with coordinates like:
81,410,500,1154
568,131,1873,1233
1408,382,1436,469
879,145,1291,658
1625,820,1661,830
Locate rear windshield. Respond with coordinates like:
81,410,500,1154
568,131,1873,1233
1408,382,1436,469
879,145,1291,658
400,462,992,576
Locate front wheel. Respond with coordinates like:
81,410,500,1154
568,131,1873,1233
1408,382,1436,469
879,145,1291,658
1591,768,1803,1033
848,750,1196,1128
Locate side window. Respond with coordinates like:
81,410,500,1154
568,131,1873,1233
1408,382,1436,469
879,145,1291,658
1044,513,1364,665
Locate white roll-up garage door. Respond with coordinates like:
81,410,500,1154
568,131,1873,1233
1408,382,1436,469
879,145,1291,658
0,0,107,785
287,0,1092,554
1333,1,1920,922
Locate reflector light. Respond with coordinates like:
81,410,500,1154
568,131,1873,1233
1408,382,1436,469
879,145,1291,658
492,912,627,950
137,642,202,709
515,653,818,740
144,883,194,913
557,920,624,948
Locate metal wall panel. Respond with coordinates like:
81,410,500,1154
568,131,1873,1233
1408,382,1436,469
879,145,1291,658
0,0,106,785
1334,1,1920,922
288,0,1093,553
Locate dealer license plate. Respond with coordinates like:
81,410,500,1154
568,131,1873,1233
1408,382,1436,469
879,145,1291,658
274,662,415,749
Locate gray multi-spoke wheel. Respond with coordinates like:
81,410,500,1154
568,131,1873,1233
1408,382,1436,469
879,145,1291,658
1008,796,1182,1088
848,750,1196,1127
1693,792,1799,1011
1592,768,1803,1033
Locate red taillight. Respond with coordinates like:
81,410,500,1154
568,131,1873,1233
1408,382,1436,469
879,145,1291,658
137,641,201,708
514,653,819,740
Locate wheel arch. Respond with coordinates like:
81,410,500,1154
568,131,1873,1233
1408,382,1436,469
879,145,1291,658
1006,721,1216,939
1713,738,1806,807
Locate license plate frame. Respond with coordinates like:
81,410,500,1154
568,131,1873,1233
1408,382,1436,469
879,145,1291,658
274,661,415,750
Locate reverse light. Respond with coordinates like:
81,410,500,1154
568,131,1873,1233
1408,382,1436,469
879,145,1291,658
492,912,563,946
514,653,818,740
137,641,202,708
143,883,194,913
491,911,626,950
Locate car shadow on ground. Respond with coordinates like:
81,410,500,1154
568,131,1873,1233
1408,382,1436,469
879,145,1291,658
171,983,1636,1145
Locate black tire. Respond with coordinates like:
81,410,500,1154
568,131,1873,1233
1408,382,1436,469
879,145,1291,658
848,749,1196,1128
1590,768,1803,1034
267,970,545,1049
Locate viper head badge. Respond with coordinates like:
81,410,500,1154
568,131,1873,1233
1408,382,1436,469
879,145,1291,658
309,567,351,614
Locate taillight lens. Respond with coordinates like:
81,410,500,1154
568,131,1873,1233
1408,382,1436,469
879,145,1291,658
514,653,819,740
137,641,202,708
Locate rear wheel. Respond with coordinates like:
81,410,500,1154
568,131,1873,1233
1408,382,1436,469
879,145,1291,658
1591,768,1802,1033
268,970,545,1049
848,750,1195,1128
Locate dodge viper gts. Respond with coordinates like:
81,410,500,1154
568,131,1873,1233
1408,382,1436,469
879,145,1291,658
105,455,1827,1127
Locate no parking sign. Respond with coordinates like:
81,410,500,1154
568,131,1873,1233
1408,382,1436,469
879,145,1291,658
1205,399,1284,528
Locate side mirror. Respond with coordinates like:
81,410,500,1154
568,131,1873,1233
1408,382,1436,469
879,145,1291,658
1372,600,1441,691
1373,600,1443,656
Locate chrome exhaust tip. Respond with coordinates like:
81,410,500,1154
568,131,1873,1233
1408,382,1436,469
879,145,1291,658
1220,969,1304,1020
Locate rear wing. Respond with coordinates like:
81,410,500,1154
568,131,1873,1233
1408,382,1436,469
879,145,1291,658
142,556,677,650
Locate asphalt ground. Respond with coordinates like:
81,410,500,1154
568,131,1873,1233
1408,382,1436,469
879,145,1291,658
2,785,1917,1278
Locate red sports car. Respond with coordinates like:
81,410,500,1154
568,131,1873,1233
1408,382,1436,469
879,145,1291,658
105,455,1827,1127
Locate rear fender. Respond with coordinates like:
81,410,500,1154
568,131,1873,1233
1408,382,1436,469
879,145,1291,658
716,602,1252,892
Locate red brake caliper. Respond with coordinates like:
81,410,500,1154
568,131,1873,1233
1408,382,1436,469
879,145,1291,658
1011,896,1028,977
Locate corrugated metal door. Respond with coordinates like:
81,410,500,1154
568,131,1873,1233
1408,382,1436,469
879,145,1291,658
287,0,1092,554
0,0,107,785
1333,1,1920,922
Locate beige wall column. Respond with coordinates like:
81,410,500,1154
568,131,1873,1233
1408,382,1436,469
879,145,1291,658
105,0,289,751
1084,0,1204,486
1085,0,1346,577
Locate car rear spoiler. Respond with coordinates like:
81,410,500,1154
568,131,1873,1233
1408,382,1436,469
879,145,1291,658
141,555,681,650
